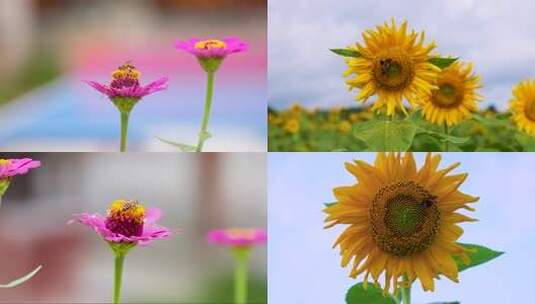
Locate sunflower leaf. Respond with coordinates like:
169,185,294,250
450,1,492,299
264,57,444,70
0,265,42,288
415,127,470,144
156,137,197,152
324,202,337,208
353,120,416,151
330,48,361,58
455,243,504,272
346,283,396,304
428,57,458,69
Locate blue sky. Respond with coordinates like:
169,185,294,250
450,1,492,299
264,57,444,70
268,0,535,110
268,153,534,303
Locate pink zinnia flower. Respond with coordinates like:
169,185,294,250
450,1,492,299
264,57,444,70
86,63,168,99
175,37,248,73
175,37,248,59
70,199,172,246
207,228,267,247
0,158,41,179
85,63,169,152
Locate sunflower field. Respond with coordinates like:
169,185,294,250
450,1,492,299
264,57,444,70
269,105,535,152
268,19,535,152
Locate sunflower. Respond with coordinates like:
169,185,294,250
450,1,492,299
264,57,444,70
339,120,352,133
344,19,439,116
283,118,300,134
420,61,482,126
510,79,535,135
324,153,478,293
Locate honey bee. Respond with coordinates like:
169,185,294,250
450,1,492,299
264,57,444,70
421,196,437,209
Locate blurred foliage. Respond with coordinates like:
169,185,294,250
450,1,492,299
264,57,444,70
128,273,266,303
194,273,267,304
268,103,535,152
268,104,371,151
0,50,62,105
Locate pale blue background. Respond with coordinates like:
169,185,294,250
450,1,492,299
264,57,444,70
269,0,535,110
268,153,533,304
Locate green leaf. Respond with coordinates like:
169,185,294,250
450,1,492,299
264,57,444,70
409,109,425,124
428,57,458,69
346,283,396,304
455,243,503,272
324,202,337,208
515,133,535,151
156,137,197,152
411,133,443,152
330,48,361,58
416,128,470,144
353,120,416,151
0,265,42,288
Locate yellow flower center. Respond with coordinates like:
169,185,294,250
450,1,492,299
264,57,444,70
105,199,146,237
107,199,146,224
111,63,141,80
524,100,535,122
372,50,415,91
0,159,11,166
432,82,463,108
370,181,440,256
195,39,227,50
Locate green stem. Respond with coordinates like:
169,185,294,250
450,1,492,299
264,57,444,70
444,123,449,152
113,254,126,304
400,275,411,304
0,179,11,198
195,71,215,152
120,112,130,153
232,247,250,304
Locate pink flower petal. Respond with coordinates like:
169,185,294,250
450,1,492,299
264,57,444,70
0,158,41,179
175,36,248,59
70,207,174,246
144,207,163,224
85,76,168,100
85,81,114,97
207,228,267,247
71,213,115,239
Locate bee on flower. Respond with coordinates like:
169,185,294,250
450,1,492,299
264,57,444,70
343,19,439,116
325,153,479,293
86,63,169,152
70,199,173,304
